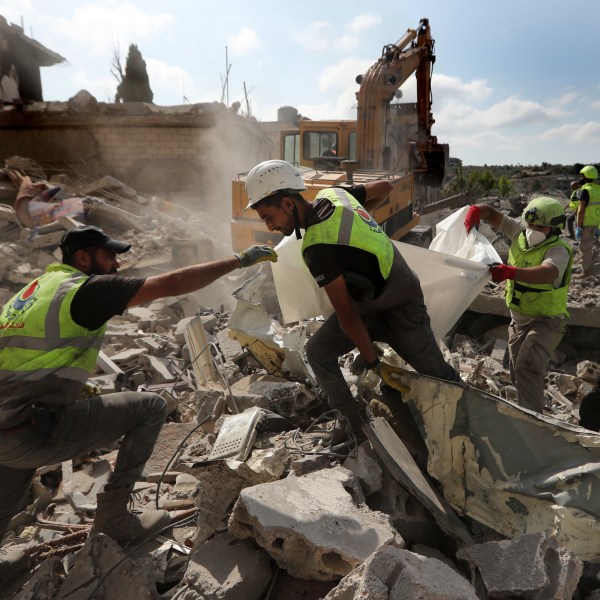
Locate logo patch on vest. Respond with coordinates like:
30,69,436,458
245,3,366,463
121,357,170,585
13,280,39,310
3,280,40,325
354,206,383,233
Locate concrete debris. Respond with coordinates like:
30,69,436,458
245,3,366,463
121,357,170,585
457,530,583,599
4,171,600,599
323,545,479,600
228,467,402,580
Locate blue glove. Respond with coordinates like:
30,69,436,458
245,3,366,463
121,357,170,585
575,227,583,241
595,228,600,239
235,245,277,268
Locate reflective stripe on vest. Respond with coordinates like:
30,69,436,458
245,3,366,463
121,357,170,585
301,187,394,279
581,182,600,226
0,263,106,383
505,233,573,317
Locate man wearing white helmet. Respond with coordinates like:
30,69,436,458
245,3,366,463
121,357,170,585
573,165,600,278
245,160,461,428
464,197,573,412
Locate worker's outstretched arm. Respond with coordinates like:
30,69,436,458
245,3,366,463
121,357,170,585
362,180,393,213
127,245,276,307
464,203,503,232
323,274,378,363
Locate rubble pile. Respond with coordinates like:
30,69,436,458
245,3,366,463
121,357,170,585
2,167,600,599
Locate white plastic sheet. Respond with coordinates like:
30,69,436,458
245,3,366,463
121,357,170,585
429,205,502,265
271,234,491,340
271,236,335,324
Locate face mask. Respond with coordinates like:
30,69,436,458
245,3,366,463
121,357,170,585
526,229,547,247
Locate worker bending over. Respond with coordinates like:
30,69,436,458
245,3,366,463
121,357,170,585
245,159,461,428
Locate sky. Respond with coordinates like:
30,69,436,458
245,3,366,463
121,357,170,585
1,0,599,167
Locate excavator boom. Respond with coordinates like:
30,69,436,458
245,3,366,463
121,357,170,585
355,18,447,185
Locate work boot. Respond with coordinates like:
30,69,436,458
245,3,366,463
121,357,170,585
573,270,594,279
0,546,29,585
91,488,171,546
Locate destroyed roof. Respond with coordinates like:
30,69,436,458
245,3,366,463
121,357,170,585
0,15,65,67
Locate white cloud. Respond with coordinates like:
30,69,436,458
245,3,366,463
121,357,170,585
227,26,259,55
336,34,359,52
485,96,567,128
347,14,381,32
47,2,174,58
0,1,34,25
292,21,331,52
145,58,193,105
541,121,600,144
433,74,492,103
317,57,373,92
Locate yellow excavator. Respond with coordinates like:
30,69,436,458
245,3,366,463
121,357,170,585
231,18,448,251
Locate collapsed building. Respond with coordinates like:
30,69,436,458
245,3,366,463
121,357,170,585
1,150,600,599
2,18,600,600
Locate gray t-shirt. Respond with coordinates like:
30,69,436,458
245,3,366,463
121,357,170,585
498,215,570,325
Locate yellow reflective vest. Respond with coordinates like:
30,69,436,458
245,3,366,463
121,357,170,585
301,187,394,280
0,263,105,386
580,182,600,226
505,233,573,318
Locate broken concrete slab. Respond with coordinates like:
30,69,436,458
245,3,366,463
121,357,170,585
228,466,401,581
175,532,272,600
342,442,383,496
57,534,159,599
188,460,276,548
323,545,478,600
457,530,583,599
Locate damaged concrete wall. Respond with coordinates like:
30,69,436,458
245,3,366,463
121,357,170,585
0,99,272,221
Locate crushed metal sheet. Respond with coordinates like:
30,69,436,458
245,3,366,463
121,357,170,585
366,416,473,548
388,368,600,561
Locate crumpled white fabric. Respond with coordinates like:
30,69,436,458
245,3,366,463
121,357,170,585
429,205,502,265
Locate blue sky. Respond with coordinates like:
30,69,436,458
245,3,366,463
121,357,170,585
2,0,599,166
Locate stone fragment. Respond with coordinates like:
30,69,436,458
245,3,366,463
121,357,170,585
323,546,478,600
229,466,401,581
457,530,583,599
176,533,272,600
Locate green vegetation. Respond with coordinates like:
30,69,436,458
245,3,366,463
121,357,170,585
112,44,153,103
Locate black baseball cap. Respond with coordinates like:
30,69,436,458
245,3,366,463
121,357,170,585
59,225,131,254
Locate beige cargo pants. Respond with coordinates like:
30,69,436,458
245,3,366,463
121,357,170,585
508,316,567,412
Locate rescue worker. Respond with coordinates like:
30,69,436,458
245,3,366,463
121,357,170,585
574,165,600,278
245,159,461,428
464,197,573,412
0,225,276,581
566,180,579,239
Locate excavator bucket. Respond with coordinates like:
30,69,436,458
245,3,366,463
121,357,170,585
412,142,448,187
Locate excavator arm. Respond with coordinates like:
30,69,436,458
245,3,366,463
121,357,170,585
355,18,448,185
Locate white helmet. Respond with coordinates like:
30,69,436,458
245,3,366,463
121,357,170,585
245,160,306,209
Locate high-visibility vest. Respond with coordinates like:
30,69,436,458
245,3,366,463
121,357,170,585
0,263,105,386
301,187,394,279
580,182,600,226
505,233,573,317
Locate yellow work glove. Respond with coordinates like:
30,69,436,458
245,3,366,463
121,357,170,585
352,355,411,394
83,382,102,397
235,245,278,268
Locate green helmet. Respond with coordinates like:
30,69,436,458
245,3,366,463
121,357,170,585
522,196,566,229
580,165,598,180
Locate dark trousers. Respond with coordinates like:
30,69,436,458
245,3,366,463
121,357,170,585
0,391,167,541
306,302,460,408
